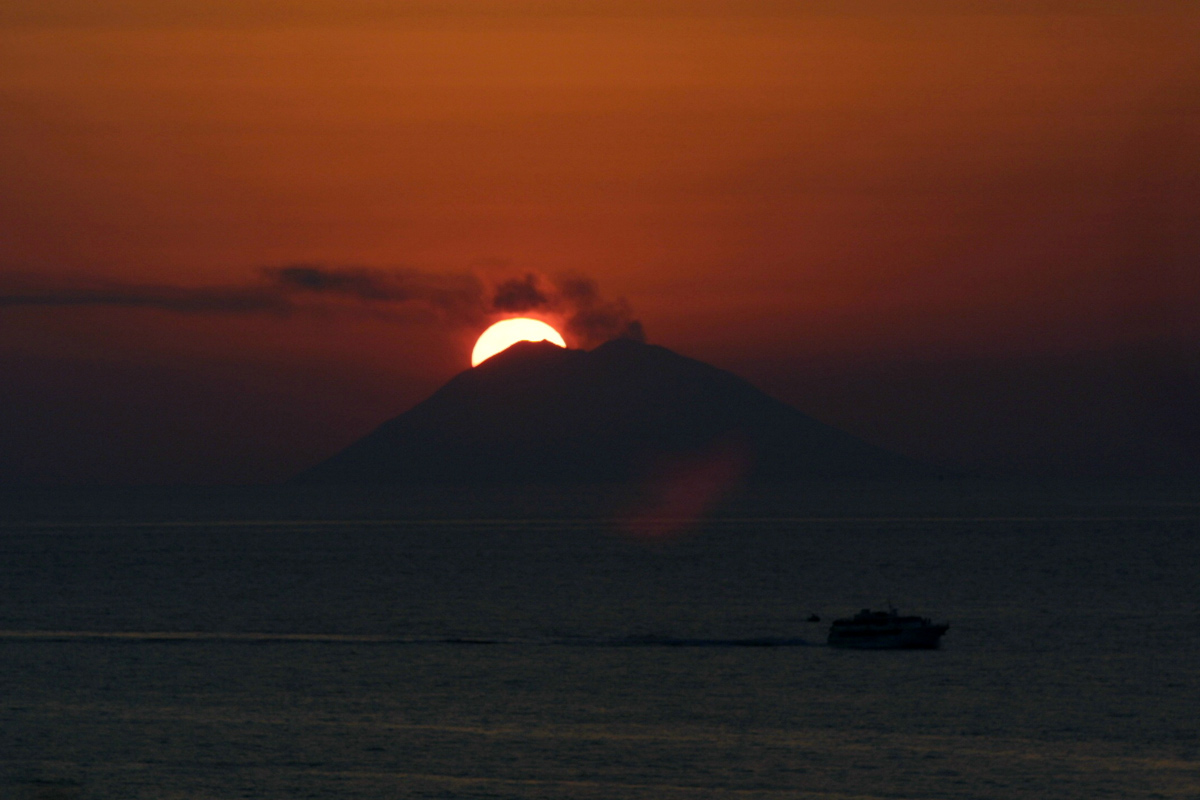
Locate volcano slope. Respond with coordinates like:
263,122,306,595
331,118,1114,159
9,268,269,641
295,338,929,484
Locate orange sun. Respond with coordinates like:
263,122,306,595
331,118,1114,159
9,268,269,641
471,318,566,367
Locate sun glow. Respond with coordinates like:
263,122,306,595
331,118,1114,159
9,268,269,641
471,318,566,367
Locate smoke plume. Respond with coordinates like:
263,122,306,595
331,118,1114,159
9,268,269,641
488,273,645,346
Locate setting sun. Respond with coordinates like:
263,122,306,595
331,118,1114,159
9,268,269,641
471,318,566,367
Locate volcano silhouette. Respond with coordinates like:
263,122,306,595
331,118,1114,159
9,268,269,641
295,338,927,484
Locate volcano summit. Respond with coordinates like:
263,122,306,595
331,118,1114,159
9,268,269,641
295,338,926,484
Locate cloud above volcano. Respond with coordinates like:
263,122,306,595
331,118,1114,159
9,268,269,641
0,265,644,347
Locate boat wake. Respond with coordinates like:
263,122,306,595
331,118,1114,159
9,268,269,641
0,630,813,648
594,634,813,647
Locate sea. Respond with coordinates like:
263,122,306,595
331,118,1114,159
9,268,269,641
2,480,1198,799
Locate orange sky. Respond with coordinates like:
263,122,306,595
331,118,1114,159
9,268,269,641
2,2,1198,482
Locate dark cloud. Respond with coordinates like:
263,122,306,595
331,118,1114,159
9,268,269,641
272,265,393,296
491,273,549,312
1,265,644,345
268,265,485,323
0,266,484,322
268,265,481,311
0,281,289,314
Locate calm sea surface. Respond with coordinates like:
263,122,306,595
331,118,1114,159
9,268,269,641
2,483,1199,799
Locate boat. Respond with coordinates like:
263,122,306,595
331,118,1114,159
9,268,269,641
827,607,948,649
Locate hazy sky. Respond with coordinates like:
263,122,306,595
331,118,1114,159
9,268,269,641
2,1,1198,483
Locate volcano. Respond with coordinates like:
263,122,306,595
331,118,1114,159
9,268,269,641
294,338,928,484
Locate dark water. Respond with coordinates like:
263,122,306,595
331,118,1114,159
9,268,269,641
2,482,1199,799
